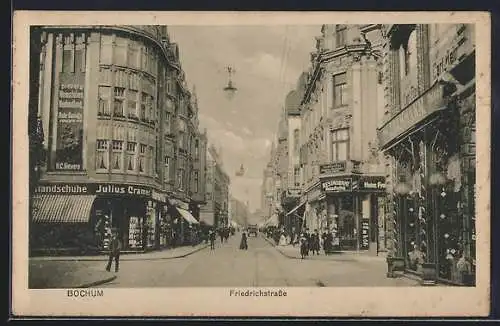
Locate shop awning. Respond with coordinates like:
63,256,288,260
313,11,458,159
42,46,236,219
286,202,306,217
176,207,199,224
32,194,96,223
264,214,279,227
199,212,214,226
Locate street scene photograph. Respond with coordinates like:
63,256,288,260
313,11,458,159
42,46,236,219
26,22,477,289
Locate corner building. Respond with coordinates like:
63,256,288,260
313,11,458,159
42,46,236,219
32,26,204,253
293,24,387,252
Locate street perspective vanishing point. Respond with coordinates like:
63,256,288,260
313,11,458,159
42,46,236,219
26,23,477,289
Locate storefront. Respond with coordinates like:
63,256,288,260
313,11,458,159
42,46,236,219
168,199,200,246
379,81,476,285
32,182,173,252
319,175,386,251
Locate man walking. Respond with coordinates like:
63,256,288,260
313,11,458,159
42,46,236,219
106,230,122,273
209,229,216,250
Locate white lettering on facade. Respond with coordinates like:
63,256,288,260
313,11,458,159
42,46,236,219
55,162,81,170
36,184,88,193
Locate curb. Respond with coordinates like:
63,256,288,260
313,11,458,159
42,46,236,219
263,236,302,260
77,275,117,288
31,245,209,262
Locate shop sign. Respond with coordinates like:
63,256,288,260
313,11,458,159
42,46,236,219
353,176,386,192
378,83,445,148
95,183,151,196
319,162,346,175
321,178,352,192
35,183,90,194
151,189,168,203
360,218,370,250
55,74,85,171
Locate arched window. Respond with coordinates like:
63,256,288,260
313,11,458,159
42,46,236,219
399,29,418,78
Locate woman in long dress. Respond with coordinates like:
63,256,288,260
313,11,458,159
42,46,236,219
239,231,248,250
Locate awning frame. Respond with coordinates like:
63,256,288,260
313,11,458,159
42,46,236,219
176,207,199,225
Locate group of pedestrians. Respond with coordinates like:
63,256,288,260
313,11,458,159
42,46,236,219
208,227,235,250
299,229,335,259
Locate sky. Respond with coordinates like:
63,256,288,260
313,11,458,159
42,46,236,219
169,25,320,212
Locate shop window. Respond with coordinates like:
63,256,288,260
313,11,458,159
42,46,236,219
333,73,347,108
126,141,136,172
127,90,138,119
110,140,123,171
335,25,347,48
331,128,349,161
96,139,109,170
98,86,111,116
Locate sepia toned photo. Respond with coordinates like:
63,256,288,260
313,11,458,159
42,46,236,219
12,11,490,317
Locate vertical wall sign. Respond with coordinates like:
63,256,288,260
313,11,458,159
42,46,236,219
55,73,85,170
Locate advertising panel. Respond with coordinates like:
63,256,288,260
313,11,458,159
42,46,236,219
55,73,85,171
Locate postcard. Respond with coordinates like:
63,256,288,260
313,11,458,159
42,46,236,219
12,10,490,317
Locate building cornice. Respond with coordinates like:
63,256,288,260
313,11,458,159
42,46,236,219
42,25,182,71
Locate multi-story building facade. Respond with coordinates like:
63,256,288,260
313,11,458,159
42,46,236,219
229,196,250,227
378,24,476,285
281,73,308,234
31,25,206,253
201,145,230,228
260,162,275,220
289,24,387,251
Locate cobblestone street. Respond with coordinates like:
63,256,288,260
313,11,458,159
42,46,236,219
89,233,419,288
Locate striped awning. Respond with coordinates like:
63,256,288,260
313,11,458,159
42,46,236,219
176,207,199,224
32,194,96,223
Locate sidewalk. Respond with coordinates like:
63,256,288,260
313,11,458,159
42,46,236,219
264,236,386,263
30,243,209,262
29,244,208,289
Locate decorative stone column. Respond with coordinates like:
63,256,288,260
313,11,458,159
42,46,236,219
416,24,431,92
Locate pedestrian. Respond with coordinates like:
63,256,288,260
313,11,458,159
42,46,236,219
219,228,224,244
312,229,320,255
105,230,122,273
209,229,216,250
300,233,308,259
239,230,248,250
